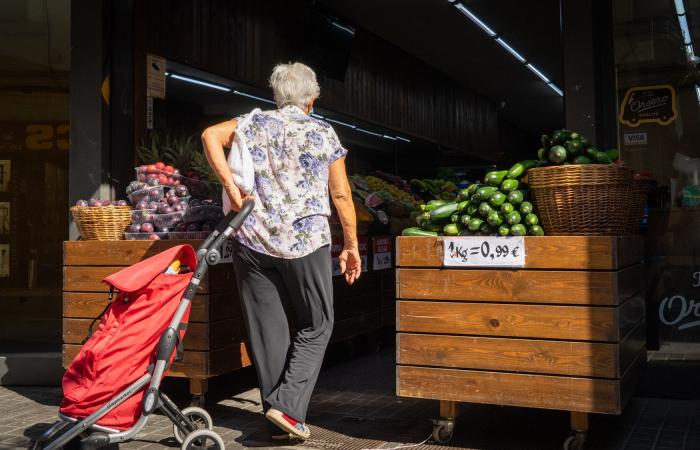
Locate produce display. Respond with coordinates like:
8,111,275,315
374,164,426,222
75,199,129,207
538,129,620,166
409,178,459,202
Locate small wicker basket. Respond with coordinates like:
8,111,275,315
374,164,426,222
528,164,633,236
71,206,132,240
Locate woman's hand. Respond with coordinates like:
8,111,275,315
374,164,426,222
338,246,361,285
225,184,253,212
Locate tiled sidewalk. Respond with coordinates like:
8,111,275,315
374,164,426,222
2,347,700,450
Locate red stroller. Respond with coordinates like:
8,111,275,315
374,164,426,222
32,200,253,450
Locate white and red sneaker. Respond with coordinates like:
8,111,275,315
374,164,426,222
265,408,311,440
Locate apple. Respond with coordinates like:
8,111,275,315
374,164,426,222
155,162,165,170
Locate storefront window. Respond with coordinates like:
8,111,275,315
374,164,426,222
614,0,700,392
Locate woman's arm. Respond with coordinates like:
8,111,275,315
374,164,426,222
329,157,361,284
201,119,246,211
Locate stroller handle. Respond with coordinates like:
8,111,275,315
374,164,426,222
197,198,254,265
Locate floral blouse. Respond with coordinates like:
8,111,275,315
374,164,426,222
233,105,347,259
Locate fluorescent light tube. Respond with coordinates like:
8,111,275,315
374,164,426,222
332,21,355,36
396,136,412,143
495,38,527,63
310,113,325,119
454,3,497,37
382,135,397,141
526,63,550,83
232,90,275,104
170,73,231,92
326,117,357,129
356,128,383,137
547,83,563,96
674,0,686,15
678,14,692,44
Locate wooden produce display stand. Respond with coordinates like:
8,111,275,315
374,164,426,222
63,240,250,405
395,235,645,450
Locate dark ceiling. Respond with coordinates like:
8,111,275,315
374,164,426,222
318,0,564,134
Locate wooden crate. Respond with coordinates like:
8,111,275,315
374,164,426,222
396,236,645,419
63,240,251,397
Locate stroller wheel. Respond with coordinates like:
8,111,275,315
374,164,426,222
181,429,225,450
173,406,214,444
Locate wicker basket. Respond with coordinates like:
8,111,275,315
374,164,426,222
528,165,633,236
71,206,132,240
622,179,650,235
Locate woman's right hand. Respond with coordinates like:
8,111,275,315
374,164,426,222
338,246,362,285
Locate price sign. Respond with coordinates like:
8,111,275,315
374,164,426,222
219,239,234,263
372,235,392,270
442,236,526,267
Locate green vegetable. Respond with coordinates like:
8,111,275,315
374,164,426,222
475,186,498,202
467,204,478,216
443,223,461,236
511,224,527,236
506,160,540,179
549,145,568,164
487,211,504,227
606,149,620,162
498,225,511,236
480,222,494,235
489,191,507,207
467,217,484,232
421,222,442,233
591,150,612,164
501,179,520,193
430,202,459,220
565,140,583,156
570,132,581,141
525,213,539,226
520,201,533,215
541,134,551,151
421,199,447,212
478,202,493,217
457,200,469,212
552,129,571,144
585,147,598,157
580,137,592,148
457,188,471,201
573,155,592,164
460,214,472,226
529,224,545,236
537,148,546,161
507,190,524,205
501,202,515,214
450,213,460,223
466,183,480,196
402,227,438,237
506,210,522,225
484,170,508,186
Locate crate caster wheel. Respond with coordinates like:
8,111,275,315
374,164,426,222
189,394,205,408
563,432,586,450
431,419,455,444
181,429,225,450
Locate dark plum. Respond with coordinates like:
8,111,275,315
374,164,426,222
148,201,159,210
117,200,128,206
167,195,180,206
75,200,88,207
141,223,154,233
128,224,141,233
88,198,100,207
175,223,187,232
172,204,184,212
101,200,113,207
135,200,149,210
175,185,189,197
162,206,174,215
148,188,161,198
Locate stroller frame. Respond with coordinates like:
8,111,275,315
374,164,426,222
34,200,254,450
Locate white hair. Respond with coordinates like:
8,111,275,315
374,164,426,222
269,62,320,109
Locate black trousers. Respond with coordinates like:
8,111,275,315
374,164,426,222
231,240,334,423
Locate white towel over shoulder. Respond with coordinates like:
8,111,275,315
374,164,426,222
222,108,260,214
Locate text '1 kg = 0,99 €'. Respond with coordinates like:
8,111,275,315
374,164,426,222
442,236,526,268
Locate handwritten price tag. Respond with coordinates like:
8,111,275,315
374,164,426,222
442,236,526,267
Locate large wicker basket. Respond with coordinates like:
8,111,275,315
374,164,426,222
528,165,633,236
71,206,132,240
622,178,650,235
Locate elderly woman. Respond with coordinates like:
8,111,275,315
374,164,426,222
201,62,361,440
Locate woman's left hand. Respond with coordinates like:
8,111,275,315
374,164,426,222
338,247,362,285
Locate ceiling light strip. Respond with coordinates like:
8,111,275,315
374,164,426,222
169,73,231,92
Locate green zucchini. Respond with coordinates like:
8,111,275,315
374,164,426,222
489,191,507,207
450,212,460,223
487,211,504,227
525,213,539,226
506,160,540,179
498,224,511,236
537,147,546,161
460,214,472,226
565,140,583,156
541,134,551,151
501,202,515,214
572,155,592,164
466,183,480,197
529,224,545,236
484,170,508,186
501,179,520,193
507,190,524,205
591,150,612,164
402,227,438,237
475,186,498,202
467,217,484,232
520,201,533,215
421,199,447,212
511,224,527,236
506,210,522,225
549,145,568,164
430,202,459,221
606,149,620,162
457,200,469,212
478,202,493,217
443,223,461,236
466,204,479,216
480,222,494,235
552,129,571,144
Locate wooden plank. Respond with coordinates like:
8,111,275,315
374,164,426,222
64,240,205,266
397,265,641,305
397,301,618,341
63,266,219,293
63,318,246,351
618,295,646,343
63,292,241,322
397,333,618,378
619,320,646,378
397,365,620,414
396,236,643,270
440,400,458,419
63,341,252,378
